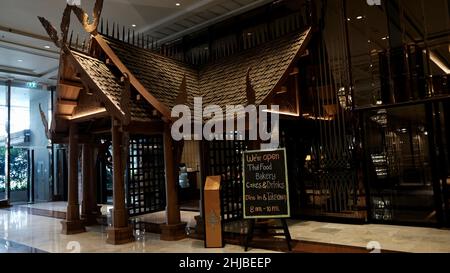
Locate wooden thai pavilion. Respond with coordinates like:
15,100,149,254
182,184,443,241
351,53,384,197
39,1,311,244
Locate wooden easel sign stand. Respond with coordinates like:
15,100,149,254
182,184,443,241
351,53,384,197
242,148,292,251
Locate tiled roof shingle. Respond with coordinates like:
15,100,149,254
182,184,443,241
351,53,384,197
71,51,154,122
103,28,310,110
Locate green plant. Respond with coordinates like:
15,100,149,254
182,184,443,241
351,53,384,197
0,147,28,191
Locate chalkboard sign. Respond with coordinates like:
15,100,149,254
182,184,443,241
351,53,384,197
242,148,290,219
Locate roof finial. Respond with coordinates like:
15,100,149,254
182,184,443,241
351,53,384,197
37,4,73,48
72,0,104,34
174,75,188,105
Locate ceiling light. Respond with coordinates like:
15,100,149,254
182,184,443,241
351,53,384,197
247,32,253,36
131,24,136,28
356,16,363,20
176,3,181,6
44,45,51,49
429,51,450,74
17,59,23,62
262,109,300,117
347,18,351,21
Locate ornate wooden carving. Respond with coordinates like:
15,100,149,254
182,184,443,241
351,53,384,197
38,16,61,47
72,0,104,34
246,67,256,105
60,4,72,45
38,4,73,48
120,73,131,125
174,75,188,105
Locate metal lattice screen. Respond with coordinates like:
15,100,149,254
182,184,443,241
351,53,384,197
127,135,166,217
205,139,248,222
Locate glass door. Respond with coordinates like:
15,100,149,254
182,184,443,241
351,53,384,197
9,86,31,203
9,85,52,203
363,104,438,225
0,83,7,201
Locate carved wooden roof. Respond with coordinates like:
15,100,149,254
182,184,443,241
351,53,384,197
101,28,311,111
50,27,310,137
70,50,153,122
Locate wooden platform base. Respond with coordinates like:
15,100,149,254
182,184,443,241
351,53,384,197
106,225,134,245
160,222,187,241
82,205,103,226
0,200,10,208
61,220,86,235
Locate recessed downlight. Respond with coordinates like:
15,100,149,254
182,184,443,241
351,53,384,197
176,3,181,6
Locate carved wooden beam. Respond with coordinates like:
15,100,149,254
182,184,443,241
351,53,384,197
72,0,104,34
246,67,256,105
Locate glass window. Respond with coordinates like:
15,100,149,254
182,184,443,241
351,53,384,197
0,84,6,200
7,86,52,203
364,105,436,224
344,0,450,107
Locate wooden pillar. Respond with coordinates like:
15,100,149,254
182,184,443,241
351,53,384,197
81,143,101,225
61,122,86,234
160,122,186,241
106,119,134,244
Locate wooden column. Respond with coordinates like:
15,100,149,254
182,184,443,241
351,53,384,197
160,123,186,241
61,123,86,234
81,143,101,225
106,119,134,244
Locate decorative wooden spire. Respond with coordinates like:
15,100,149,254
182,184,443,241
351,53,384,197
246,67,256,105
120,72,131,125
38,4,73,48
174,75,188,105
38,0,103,48
38,16,60,47
60,4,72,45
72,0,104,34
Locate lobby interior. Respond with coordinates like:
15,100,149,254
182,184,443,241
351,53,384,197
1,0,450,253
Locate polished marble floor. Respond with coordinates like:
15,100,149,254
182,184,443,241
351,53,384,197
4,202,450,253
0,238,47,253
288,220,450,253
19,202,68,213
0,208,275,253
